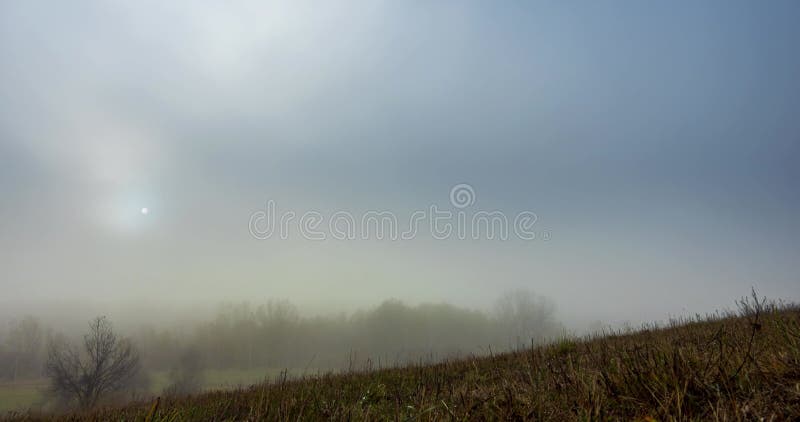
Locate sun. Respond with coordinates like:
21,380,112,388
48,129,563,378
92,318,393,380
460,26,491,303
140,207,149,215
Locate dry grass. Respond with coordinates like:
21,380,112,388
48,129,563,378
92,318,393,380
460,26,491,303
6,293,800,421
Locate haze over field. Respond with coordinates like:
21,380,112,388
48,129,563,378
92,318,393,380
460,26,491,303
2,0,799,330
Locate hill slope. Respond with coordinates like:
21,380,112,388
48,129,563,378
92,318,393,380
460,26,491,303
10,296,800,421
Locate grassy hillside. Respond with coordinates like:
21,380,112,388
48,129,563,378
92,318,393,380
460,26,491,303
7,295,800,421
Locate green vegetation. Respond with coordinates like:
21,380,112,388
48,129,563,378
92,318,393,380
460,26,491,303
0,383,44,415
5,293,799,420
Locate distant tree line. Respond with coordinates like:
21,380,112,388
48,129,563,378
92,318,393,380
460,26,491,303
134,290,562,372
0,290,561,407
0,316,45,380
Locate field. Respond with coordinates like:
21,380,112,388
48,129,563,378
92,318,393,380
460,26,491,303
4,295,800,420
0,368,309,415
0,382,45,415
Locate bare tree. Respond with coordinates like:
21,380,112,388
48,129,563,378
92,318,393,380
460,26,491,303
45,316,140,409
495,289,560,347
163,347,204,396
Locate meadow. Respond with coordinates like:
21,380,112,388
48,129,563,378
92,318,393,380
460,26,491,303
0,368,307,415
3,293,798,421
0,381,45,415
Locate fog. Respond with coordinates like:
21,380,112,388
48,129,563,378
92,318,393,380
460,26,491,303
0,290,564,382
1,1,799,404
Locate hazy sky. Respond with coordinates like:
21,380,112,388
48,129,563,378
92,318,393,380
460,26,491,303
1,1,798,325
